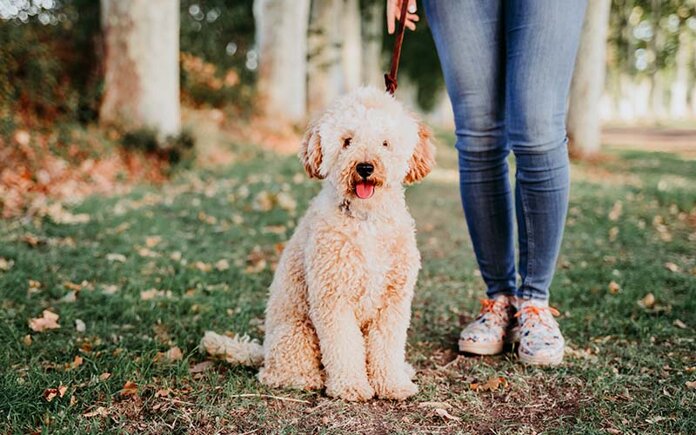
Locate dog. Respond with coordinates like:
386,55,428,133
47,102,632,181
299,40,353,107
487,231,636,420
202,87,435,401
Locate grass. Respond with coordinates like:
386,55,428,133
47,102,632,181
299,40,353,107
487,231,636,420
1,134,695,434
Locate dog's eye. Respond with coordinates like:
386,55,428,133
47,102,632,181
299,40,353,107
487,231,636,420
343,137,352,148
382,140,389,148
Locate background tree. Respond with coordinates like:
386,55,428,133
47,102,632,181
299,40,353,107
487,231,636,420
100,0,181,137
567,0,613,157
254,0,310,124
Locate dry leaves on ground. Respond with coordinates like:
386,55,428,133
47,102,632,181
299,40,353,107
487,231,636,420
120,381,138,397
43,385,68,402
29,310,61,332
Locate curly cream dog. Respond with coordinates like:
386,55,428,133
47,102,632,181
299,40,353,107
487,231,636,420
203,87,435,401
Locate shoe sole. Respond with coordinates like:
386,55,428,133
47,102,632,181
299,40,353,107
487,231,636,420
518,350,563,366
458,339,504,355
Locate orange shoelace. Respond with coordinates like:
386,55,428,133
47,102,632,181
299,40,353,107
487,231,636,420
514,305,560,328
478,298,504,315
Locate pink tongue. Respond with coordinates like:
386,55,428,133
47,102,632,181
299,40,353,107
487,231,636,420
355,181,375,199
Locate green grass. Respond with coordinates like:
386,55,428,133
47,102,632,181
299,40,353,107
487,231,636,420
1,136,695,434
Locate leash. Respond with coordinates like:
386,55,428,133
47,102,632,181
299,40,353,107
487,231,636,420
384,0,411,95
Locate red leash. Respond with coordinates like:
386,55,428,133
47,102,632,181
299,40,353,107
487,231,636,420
384,1,411,95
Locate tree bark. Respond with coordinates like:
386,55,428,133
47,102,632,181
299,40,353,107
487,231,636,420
670,25,690,119
567,0,612,157
307,0,343,116
360,0,384,88
100,0,180,137
341,0,362,91
254,0,310,124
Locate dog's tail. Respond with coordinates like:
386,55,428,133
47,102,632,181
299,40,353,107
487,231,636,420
200,331,264,367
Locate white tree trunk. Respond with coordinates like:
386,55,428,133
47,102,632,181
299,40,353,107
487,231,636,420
670,26,690,119
254,0,310,123
100,0,180,137
567,0,612,157
341,0,362,91
360,0,384,88
307,0,343,116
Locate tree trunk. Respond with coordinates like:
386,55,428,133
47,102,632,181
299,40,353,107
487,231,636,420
360,0,384,88
254,0,310,124
670,25,690,119
341,0,362,91
307,0,343,116
567,0,611,157
100,0,180,137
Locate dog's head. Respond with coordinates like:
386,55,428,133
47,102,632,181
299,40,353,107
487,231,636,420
299,87,435,201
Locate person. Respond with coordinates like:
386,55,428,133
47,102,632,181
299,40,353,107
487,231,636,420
387,0,587,366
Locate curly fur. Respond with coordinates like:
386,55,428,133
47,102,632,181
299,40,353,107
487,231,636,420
204,87,435,401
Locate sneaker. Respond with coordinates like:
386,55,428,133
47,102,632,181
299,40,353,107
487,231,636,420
515,299,565,366
459,296,514,355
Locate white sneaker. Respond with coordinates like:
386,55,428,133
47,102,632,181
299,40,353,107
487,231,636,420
515,299,565,366
459,296,514,355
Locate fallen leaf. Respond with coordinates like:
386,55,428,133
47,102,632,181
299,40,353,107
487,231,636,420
252,191,274,212
608,201,623,221
190,361,213,373
471,376,507,392
137,247,159,258
61,291,77,303
686,381,696,389
215,259,230,271
29,310,60,332
664,262,680,273
145,236,162,248
43,385,67,402
638,293,656,309
158,346,183,363
673,319,687,329
119,381,138,397
69,355,83,369
140,288,170,300
0,257,14,271
99,372,111,381
75,319,86,332
43,388,58,402
276,192,297,212
608,281,621,295
435,408,461,421
106,253,127,263
102,284,119,295
83,406,108,418
155,388,172,398
28,279,42,294
170,251,183,261
22,335,32,346
194,261,212,273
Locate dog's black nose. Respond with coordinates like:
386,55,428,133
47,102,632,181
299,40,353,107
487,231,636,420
356,162,374,178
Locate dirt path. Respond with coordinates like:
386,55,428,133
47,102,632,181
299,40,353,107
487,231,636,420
602,126,696,158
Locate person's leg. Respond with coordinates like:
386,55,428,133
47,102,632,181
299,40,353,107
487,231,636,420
424,0,516,299
504,0,587,365
505,0,587,302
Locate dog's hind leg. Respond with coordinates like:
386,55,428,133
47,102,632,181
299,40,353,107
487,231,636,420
258,246,324,391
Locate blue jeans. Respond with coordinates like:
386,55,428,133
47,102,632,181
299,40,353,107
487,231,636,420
424,0,587,301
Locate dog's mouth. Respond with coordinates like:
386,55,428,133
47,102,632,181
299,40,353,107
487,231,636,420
354,180,375,199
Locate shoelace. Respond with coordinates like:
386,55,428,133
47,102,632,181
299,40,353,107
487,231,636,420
514,305,560,329
478,298,506,316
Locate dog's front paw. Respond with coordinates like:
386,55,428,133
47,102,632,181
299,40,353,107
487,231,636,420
373,378,418,401
326,378,375,401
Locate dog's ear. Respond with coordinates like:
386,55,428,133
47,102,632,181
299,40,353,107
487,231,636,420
299,124,324,179
404,123,436,184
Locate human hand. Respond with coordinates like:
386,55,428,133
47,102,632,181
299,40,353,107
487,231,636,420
386,0,419,34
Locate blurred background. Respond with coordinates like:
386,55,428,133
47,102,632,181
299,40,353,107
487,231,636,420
1,0,695,217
